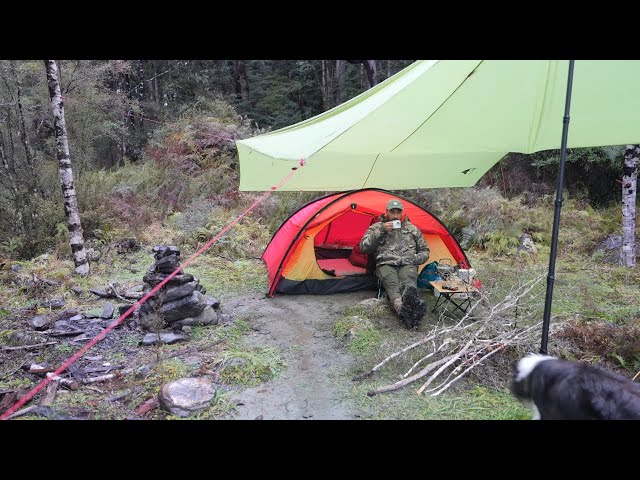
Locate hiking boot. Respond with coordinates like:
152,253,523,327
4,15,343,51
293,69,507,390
400,286,422,329
402,286,420,311
409,299,428,328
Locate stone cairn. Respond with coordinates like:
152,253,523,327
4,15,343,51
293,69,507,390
139,245,220,331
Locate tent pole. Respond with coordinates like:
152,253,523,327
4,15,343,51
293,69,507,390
540,60,575,355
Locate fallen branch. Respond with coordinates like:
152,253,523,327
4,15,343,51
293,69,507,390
404,339,453,378
1,341,57,351
83,386,104,394
90,285,141,302
31,274,61,287
82,368,133,384
45,372,78,390
416,338,477,395
83,365,125,374
38,380,59,406
3,405,37,420
47,329,85,337
353,333,443,381
360,273,549,397
23,363,58,374
106,390,132,402
367,355,455,396
89,288,113,298
427,322,542,397
108,283,135,304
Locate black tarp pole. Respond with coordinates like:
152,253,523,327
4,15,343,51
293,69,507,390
540,60,575,354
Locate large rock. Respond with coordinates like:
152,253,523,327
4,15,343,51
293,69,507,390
357,298,383,308
171,306,219,328
204,295,220,310
595,235,624,264
41,298,65,310
158,378,216,417
143,272,194,287
101,302,114,319
153,245,180,260
517,233,538,255
31,315,53,331
159,290,206,322
156,255,180,274
161,281,199,303
140,332,189,346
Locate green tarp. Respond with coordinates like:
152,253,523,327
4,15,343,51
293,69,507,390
237,60,640,191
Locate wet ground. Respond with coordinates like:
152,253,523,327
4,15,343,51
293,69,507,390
224,291,374,420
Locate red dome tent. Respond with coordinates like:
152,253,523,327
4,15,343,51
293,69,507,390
263,189,470,297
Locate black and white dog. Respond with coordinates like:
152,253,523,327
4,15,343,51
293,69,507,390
511,354,640,420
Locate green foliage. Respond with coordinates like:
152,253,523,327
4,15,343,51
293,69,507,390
482,231,520,256
334,313,383,357
153,358,194,384
219,346,286,386
0,237,24,259
348,327,383,356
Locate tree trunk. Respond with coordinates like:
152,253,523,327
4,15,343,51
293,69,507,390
346,60,378,90
336,60,346,104
116,72,127,165
151,60,159,104
10,62,40,195
238,60,250,99
0,137,19,197
3,102,15,162
136,60,145,131
232,60,242,98
44,60,89,276
125,73,135,130
321,60,338,110
156,60,164,107
363,60,377,88
622,145,638,267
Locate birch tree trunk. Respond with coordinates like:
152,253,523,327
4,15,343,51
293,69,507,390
622,145,638,267
136,60,145,131
44,60,89,276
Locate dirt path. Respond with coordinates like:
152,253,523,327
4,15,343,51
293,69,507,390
223,291,373,420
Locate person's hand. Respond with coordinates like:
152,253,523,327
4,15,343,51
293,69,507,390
383,222,394,232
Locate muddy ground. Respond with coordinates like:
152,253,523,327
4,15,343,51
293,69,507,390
225,290,374,420
0,283,382,420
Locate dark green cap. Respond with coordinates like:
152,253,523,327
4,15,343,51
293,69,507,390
386,199,404,210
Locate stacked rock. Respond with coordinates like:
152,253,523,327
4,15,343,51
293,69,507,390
139,246,220,330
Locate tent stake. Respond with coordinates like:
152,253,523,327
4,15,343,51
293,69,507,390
540,60,575,354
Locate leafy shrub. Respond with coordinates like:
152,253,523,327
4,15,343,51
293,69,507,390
556,321,640,372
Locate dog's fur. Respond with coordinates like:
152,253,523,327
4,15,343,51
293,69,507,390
511,354,640,420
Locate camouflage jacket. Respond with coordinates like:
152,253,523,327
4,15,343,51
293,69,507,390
359,216,430,267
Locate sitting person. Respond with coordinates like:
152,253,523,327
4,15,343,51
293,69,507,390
359,199,430,328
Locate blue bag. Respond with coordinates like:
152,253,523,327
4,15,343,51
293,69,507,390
418,261,439,289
